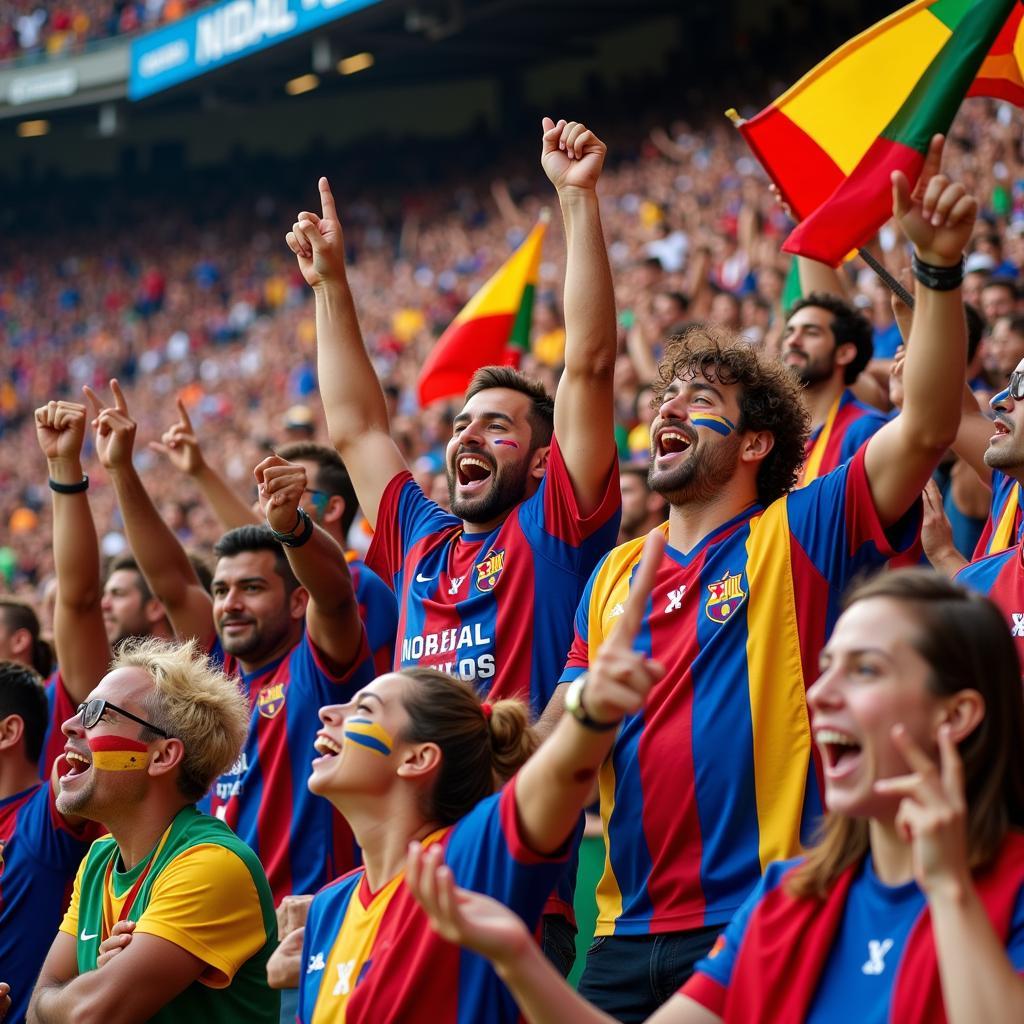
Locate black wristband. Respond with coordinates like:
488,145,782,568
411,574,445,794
911,252,964,292
48,475,89,494
269,506,315,548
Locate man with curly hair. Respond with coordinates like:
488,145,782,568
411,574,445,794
28,638,279,1024
556,139,978,1021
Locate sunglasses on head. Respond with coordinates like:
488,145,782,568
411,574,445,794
75,699,169,738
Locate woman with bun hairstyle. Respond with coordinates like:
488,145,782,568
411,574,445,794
267,526,669,1024
409,569,1024,1024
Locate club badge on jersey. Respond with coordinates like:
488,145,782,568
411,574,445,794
257,683,286,719
705,572,746,623
475,549,506,592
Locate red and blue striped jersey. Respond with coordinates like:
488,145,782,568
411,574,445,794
684,839,1024,1022
347,554,399,676
561,448,918,936
956,543,1024,663
366,438,619,713
0,783,93,1023
973,469,1024,559
207,630,376,904
39,669,77,778
297,778,576,1024
798,389,887,487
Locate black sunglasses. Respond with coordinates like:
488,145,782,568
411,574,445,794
75,699,169,738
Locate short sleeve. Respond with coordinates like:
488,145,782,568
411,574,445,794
559,553,609,683
58,858,85,938
785,444,919,589
134,843,271,987
290,627,375,697
518,437,620,553
350,559,399,675
444,776,579,928
365,471,459,586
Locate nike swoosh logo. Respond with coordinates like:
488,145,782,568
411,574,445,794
415,573,435,583
80,930,98,941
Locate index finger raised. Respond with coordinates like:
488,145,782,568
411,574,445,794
110,378,128,413
175,396,194,432
610,529,666,648
319,177,337,222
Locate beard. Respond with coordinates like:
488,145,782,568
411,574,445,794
218,615,291,661
786,351,835,387
648,433,742,507
448,455,532,524
984,437,1024,472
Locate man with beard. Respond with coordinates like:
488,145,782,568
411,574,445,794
954,358,1024,661
82,382,374,916
555,137,977,1021
284,116,620,720
28,638,279,1023
781,293,887,486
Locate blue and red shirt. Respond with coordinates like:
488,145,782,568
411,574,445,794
298,777,576,1024
0,782,93,1024
39,669,77,779
973,469,1024,559
561,447,918,936
798,389,887,487
684,835,1024,1022
955,543,1024,664
366,438,619,713
207,630,375,904
347,554,399,677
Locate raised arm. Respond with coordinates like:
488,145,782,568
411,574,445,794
506,531,665,855
255,455,364,673
34,401,110,702
543,118,618,515
150,398,259,531
84,381,214,645
863,136,977,526
286,180,406,528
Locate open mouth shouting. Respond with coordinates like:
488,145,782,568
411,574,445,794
454,452,495,495
991,417,1013,445
312,731,343,769
816,727,864,780
59,745,93,787
654,424,695,469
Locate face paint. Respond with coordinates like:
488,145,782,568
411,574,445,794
690,414,738,437
343,717,394,756
494,439,520,448
87,736,151,771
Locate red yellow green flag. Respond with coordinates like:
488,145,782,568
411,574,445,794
417,217,547,407
733,0,1021,267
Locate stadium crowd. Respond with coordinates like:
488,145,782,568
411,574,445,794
3,75,1024,1024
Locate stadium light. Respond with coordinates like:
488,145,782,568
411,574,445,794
285,73,319,96
17,119,50,138
338,52,374,76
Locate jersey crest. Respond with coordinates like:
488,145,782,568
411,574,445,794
705,571,746,623
475,548,506,592
256,682,286,719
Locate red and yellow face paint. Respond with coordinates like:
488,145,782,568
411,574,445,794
87,736,151,771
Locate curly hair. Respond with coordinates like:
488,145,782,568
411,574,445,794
654,325,810,505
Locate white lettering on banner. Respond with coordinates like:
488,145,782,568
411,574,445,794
196,0,296,65
138,40,189,78
401,624,496,681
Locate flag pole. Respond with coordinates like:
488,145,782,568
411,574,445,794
857,248,915,310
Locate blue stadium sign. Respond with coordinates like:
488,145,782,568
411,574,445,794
128,0,382,100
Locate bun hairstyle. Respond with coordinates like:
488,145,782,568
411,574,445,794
398,668,538,825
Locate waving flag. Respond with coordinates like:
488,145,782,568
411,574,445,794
417,216,547,407
733,0,1022,266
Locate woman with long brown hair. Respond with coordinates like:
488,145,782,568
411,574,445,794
408,569,1024,1023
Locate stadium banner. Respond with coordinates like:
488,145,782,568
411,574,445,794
128,0,382,100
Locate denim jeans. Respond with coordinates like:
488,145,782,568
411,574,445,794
542,912,578,978
577,925,721,1023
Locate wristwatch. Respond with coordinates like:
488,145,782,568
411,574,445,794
564,675,621,732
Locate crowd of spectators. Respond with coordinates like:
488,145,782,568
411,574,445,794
4,95,1024,602
0,0,208,60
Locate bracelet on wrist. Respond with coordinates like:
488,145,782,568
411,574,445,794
269,506,315,548
48,475,89,494
911,252,964,292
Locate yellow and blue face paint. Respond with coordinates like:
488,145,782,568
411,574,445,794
343,718,394,756
87,736,151,771
690,414,737,437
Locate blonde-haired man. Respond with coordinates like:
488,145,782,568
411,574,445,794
29,638,279,1024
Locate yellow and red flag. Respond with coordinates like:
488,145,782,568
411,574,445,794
417,217,547,407
734,0,1023,266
